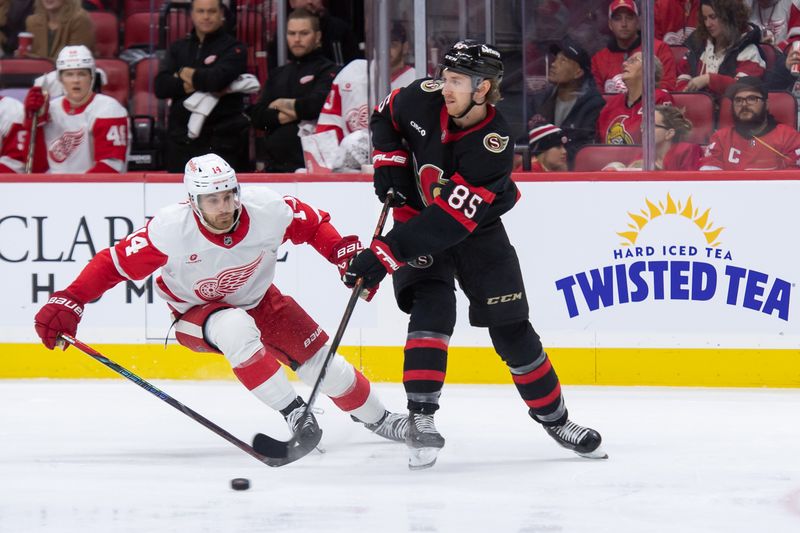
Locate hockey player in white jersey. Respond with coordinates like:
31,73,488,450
0,95,26,173
33,153,408,450
314,22,416,170
8,45,129,174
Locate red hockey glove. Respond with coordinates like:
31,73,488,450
34,290,85,350
331,235,378,301
24,86,48,119
343,238,405,289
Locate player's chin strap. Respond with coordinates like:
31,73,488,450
196,205,242,234
449,77,487,119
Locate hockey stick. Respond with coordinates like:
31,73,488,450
252,191,395,460
25,113,38,174
58,334,296,467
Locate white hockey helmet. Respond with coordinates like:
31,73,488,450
56,45,96,80
184,153,241,227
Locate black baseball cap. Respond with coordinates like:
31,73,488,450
725,76,768,99
550,37,591,73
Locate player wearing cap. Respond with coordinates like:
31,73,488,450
345,40,606,470
32,153,409,452
528,124,569,171
5,45,129,174
591,0,677,93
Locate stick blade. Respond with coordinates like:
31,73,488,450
252,427,323,467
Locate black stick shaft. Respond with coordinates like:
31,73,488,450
60,334,270,464
302,194,394,415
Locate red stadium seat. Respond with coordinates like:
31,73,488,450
236,4,271,84
0,58,54,87
89,11,119,58
573,144,643,171
96,58,130,107
124,0,167,14
123,12,158,49
669,92,714,144
131,56,160,117
718,91,798,130
160,3,193,48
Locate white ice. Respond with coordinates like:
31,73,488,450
1,380,799,533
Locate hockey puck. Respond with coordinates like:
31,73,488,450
230,478,250,491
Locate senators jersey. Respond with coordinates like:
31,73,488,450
317,60,417,142
64,188,345,315
0,96,25,173
699,121,800,171
15,93,129,174
369,78,519,261
597,90,675,145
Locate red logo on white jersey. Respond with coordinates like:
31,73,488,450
48,129,85,162
193,252,264,301
345,105,369,133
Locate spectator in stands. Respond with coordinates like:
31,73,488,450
700,76,800,169
1,45,128,174
1,0,34,56
155,0,249,173
606,105,703,169
528,124,569,172
765,39,800,119
314,21,415,171
656,0,700,44
676,0,766,96
597,52,674,144
248,8,339,172
749,0,800,46
25,0,95,61
290,0,360,65
592,0,677,93
527,37,604,168
81,1,115,11
0,94,26,172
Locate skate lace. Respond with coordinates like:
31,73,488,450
554,420,589,445
286,408,317,433
413,414,438,434
379,413,409,440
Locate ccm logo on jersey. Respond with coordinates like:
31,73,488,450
47,296,84,316
486,292,523,305
483,133,509,153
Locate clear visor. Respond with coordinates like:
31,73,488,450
196,188,241,216
436,67,483,94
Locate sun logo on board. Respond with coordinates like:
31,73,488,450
617,193,724,247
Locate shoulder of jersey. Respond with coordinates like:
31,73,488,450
241,186,293,219
91,94,128,115
146,202,193,251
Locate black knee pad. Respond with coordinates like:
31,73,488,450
489,321,543,368
407,281,457,335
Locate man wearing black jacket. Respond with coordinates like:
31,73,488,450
155,0,249,172
526,38,604,168
248,8,339,172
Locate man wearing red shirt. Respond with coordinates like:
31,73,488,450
701,77,800,170
592,0,678,93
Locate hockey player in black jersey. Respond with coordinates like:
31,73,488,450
344,40,606,470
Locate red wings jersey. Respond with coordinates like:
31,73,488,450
749,0,800,45
700,124,800,170
656,0,699,44
591,39,677,93
0,96,25,173
40,94,129,174
317,60,417,142
597,90,675,145
676,43,766,93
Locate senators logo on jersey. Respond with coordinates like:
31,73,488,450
48,129,85,162
483,132,509,153
605,118,634,145
193,252,264,301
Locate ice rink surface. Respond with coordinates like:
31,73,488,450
1,379,798,533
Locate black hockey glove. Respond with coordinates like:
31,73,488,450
343,238,405,289
372,150,414,207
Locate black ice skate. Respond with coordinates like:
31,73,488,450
353,410,409,442
406,411,445,470
284,401,323,449
543,419,607,459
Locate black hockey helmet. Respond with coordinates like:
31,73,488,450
438,40,504,83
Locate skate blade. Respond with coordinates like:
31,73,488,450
408,447,441,470
577,445,608,460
